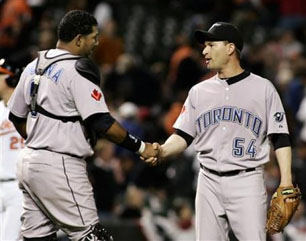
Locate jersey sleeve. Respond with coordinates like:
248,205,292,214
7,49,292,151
7,68,30,118
70,72,109,120
266,85,289,135
173,88,197,138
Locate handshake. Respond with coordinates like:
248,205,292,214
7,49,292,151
137,134,187,165
139,142,164,166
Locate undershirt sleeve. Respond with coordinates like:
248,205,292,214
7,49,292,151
175,128,194,147
268,133,291,150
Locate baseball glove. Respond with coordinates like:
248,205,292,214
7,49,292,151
266,186,301,234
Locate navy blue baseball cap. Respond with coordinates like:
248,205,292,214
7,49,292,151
194,22,244,51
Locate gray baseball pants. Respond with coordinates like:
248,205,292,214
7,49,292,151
195,166,267,241
16,147,99,241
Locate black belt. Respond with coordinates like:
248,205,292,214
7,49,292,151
28,147,84,159
200,163,256,177
0,178,17,182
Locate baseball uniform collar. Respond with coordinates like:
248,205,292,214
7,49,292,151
220,70,250,85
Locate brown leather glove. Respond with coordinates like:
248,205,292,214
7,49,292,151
266,186,302,235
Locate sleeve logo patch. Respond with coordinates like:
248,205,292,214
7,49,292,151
274,112,284,122
91,89,102,101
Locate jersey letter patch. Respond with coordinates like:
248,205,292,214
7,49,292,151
91,89,102,101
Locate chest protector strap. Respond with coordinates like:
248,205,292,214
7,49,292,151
30,50,81,122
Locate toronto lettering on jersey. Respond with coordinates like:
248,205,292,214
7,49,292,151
195,106,263,137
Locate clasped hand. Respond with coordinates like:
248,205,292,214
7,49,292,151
140,142,163,166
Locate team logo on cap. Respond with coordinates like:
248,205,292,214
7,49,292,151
209,23,221,31
274,112,284,122
91,89,102,101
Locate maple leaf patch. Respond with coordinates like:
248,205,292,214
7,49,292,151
91,89,102,101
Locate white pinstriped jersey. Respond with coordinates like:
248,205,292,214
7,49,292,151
174,72,289,171
0,100,24,179
8,49,109,157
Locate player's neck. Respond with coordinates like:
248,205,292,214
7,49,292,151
218,60,244,79
56,41,79,56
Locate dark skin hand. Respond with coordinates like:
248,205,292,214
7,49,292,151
140,142,162,165
141,142,160,160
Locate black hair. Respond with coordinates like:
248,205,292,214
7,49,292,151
57,10,98,42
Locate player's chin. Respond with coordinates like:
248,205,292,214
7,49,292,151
84,52,93,58
84,48,95,58
206,63,214,70
87,48,95,57
206,63,219,71
205,61,213,69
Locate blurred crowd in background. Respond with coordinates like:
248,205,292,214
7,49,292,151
1,0,306,240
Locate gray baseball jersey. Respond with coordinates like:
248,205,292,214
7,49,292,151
174,71,289,171
174,71,289,240
8,49,109,157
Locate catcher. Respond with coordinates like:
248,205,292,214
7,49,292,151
266,185,301,234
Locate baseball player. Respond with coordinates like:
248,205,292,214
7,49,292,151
0,59,24,241
145,22,296,240
8,10,157,241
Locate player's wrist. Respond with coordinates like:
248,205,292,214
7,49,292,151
279,177,293,187
136,141,145,154
159,144,166,160
119,132,142,153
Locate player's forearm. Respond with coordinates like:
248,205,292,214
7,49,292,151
161,134,187,159
105,121,148,154
104,121,126,144
275,146,293,186
8,112,27,139
14,123,27,139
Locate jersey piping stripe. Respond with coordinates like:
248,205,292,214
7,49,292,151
62,157,85,225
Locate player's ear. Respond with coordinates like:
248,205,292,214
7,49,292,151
75,34,83,47
227,43,236,56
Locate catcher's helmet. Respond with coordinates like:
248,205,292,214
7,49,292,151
0,58,23,88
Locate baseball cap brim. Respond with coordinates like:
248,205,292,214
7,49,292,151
194,30,224,44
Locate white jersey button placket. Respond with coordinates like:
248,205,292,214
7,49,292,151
225,87,229,100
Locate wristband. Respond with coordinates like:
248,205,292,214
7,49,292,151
119,132,142,152
137,141,146,154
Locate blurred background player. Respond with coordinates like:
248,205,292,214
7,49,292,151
0,58,24,241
